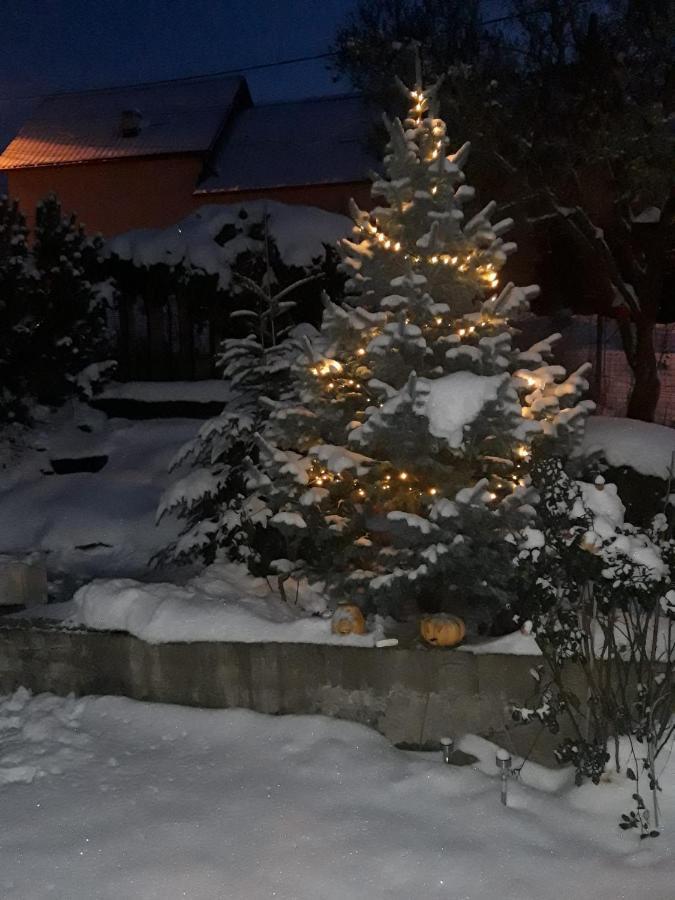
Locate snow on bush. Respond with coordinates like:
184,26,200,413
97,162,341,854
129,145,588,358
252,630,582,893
107,201,352,288
579,416,675,479
513,457,675,836
422,371,510,448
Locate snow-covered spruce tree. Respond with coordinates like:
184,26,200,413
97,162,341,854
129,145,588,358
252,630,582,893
257,81,594,618
30,195,113,406
155,230,316,569
0,196,34,422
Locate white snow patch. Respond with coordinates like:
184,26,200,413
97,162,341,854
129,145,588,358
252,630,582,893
69,563,377,646
460,631,542,656
0,693,673,899
579,416,675,479
0,688,91,786
632,206,661,224
422,372,505,448
0,413,200,579
107,201,351,288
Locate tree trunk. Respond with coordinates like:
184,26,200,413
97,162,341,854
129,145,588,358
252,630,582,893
626,318,660,421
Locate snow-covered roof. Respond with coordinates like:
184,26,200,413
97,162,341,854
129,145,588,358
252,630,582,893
0,76,248,169
196,95,378,193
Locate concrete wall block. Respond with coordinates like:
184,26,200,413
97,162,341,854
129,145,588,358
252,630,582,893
274,643,314,713
315,684,385,728
322,646,384,692
247,644,284,715
377,688,433,746
475,653,542,735
0,556,48,607
0,624,576,764
430,651,479,695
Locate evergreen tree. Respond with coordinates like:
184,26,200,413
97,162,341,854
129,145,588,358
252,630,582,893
155,222,316,569
0,197,33,422
333,0,675,421
256,81,593,618
30,194,113,406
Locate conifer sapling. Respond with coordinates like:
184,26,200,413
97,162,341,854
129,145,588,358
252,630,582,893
155,217,318,569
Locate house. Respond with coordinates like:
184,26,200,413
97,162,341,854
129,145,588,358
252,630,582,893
0,75,376,236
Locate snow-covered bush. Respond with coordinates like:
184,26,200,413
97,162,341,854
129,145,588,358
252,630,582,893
105,202,349,380
513,457,674,837
153,215,329,570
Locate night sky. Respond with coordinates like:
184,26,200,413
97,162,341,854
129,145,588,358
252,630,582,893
0,0,358,152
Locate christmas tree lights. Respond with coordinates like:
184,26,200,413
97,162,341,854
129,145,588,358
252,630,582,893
257,79,594,617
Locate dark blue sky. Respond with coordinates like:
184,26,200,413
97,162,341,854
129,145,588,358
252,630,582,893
0,0,357,150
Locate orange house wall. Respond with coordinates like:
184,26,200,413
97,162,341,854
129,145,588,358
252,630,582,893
7,157,373,237
7,156,204,236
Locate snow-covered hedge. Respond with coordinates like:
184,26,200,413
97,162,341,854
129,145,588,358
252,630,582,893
103,201,352,380
106,201,352,290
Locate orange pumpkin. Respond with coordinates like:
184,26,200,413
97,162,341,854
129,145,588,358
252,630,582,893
420,614,466,647
579,535,600,554
331,603,367,636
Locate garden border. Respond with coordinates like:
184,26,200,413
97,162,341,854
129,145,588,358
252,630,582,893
0,621,572,760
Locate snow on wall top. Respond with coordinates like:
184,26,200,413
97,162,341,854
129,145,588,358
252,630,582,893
67,563,378,646
0,76,246,170
197,95,378,193
106,201,352,288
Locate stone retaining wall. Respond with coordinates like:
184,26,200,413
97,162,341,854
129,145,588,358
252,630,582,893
0,622,569,760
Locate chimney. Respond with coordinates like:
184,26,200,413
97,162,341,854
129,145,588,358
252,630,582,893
119,109,142,138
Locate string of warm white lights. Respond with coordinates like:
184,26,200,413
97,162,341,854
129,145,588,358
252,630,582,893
358,223,500,287
307,353,536,506
298,87,543,517
360,228,500,286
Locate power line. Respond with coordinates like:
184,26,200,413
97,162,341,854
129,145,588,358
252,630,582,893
0,0,597,106
0,50,337,105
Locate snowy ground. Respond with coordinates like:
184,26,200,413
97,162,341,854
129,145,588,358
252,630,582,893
0,689,673,900
3,405,673,589
2,407,675,647
0,404,194,583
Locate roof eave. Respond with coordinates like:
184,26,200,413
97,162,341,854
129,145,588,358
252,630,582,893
0,148,206,172
193,176,371,196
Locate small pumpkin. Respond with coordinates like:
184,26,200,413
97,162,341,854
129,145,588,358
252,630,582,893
331,603,367,636
579,532,601,554
420,614,466,647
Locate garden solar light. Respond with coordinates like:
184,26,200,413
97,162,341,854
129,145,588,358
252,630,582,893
440,736,454,764
496,748,512,806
